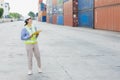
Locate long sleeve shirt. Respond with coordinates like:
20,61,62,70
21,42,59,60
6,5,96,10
21,26,37,40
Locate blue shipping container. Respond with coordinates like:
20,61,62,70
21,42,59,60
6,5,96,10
78,10,94,28
49,16,53,23
57,15,64,25
41,16,46,22
40,3,46,11
78,0,94,10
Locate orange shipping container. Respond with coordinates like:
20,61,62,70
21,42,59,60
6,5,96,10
39,11,46,16
95,5,120,32
95,0,120,7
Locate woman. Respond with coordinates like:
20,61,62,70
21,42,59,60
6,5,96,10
21,17,42,75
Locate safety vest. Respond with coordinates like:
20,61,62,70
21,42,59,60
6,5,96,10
24,25,37,44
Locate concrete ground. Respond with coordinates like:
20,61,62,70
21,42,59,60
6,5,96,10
0,21,120,80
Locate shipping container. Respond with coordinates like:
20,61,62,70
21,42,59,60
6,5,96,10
39,0,43,3
39,3,46,11
78,9,94,28
41,16,46,22
39,11,46,16
52,15,57,24
95,0,120,7
64,14,73,26
95,5,120,32
46,0,52,7
64,0,73,26
47,16,50,23
64,0,73,14
64,0,78,26
49,16,53,23
52,0,57,5
52,5,58,14
78,0,94,10
57,6,63,14
57,0,63,5
57,15,64,25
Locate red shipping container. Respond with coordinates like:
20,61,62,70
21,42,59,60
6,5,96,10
52,15,57,24
64,0,73,26
52,0,57,5
95,0,120,7
64,14,73,26
95,5,120,32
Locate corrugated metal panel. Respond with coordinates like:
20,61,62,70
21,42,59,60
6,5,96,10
95,0,120,7
52,15,57,24
78,9,94,28
95,5,120,32
57,15,64,25
78,0,94,10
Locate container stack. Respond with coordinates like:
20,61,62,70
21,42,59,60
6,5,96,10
52,0,57,24
64,0,78,27
95,0,120,31
38,0,46,22
57,0,64,25
46,0,52,23
78,0,94,28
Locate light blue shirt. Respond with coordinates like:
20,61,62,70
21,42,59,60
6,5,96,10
21,26,37,40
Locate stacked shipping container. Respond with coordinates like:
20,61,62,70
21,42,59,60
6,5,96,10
46,0,64,25
57,0,64,25
95,0,120,31
46,0,52,23
64,0,78,27
38,0,46,22
52,0,57,24
78,0,94,28
46,0,120,32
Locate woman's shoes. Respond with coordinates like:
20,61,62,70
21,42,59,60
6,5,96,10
28,68,42,75
28,70,32,75
38,68,42,73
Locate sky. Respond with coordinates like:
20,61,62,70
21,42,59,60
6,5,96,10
5,0,46,17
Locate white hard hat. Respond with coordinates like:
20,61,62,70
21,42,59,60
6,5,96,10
24,16,31,20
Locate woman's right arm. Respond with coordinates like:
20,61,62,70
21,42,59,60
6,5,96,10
21,28,30,40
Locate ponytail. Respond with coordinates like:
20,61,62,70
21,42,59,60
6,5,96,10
24,19,28,26
24,18,31,26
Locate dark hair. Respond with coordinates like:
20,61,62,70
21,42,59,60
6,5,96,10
24,18,31,26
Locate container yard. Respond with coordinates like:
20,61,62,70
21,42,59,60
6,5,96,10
44,0,120,32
